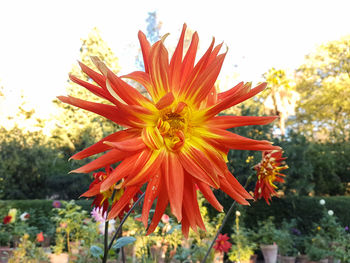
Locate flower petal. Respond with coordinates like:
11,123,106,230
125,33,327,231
162,153,184,222
108,186,141,219
169,24,186,93
207,115,278,129
138,30,151,73
209,128,280,151
146,177,169,235
104,137,146,152
141,173,161,227
70,129,140,160
71,149,130,174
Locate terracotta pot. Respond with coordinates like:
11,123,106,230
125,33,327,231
0,247,13,263
281,255,296,263
48,253,69,263
296,254,308,263
260,244,278,263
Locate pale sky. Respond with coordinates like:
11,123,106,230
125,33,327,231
0,0,349,120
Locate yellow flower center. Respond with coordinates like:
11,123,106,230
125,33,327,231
143,101,191,152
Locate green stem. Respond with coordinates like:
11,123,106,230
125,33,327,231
201,174,254,263
108,192,145,250
102,220,109,263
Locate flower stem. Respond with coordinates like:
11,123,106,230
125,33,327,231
201,175,254,263
108,192,145,250
102,220,109,263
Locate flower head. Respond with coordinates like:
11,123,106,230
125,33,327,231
328,210,334,216
59,24,279,237
161,214,170,224
8,209,17,223
36,232,44,242
52,200,62,208
319,199,326,205
213,233,232,253
254,150,287,204
84,166,142,220
91,207,107,223
3,215,12,224
20,212,30,221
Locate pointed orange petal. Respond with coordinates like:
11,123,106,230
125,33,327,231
162,153,184,222
70,129,140,160
223,170,252,200
207,116,278,129
78,61,107,89
169,24,186,92
124,150,166,186
71,149,130,174
182,176,206,232
220,177,250,205
122,71,154,97
104,137,146,152
205,83,266,118
149,41,170,101
146,179,169,235
69,74,115,103
155,92,175,110
186,53,226,106
138,31,151,73
106,69,151,106
209,128,280,151
180,37,215,96
80,182,101,197
100,152,148,192
217,81,245,101
179,32,199,90
195,180,223,212
178,151,218,188
57,96,131,126
108,186,141,219
141,173,161,227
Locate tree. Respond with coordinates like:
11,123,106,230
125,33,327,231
53,27,122,155
295,36,350,140
262,68,300,136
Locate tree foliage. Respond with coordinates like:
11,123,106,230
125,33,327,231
53,27,122,155
295,36,350,140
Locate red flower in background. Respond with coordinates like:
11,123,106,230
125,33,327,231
36,232,44,242
3,215,12,224
59,24,279,237
83,166,141,220
213,233,232,253
254,150,288,204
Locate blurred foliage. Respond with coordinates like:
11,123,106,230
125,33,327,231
294,35,350,140
52,27,122,157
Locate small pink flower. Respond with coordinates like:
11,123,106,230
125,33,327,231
52,200,61,208
161,214,170,224
60,222,67,228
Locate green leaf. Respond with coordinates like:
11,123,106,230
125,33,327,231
90,245,103,258
112,236,136,249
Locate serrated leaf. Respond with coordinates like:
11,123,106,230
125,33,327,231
112,236,136,249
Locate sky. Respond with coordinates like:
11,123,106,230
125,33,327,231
0,0,349,120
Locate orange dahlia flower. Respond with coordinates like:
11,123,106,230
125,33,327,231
59,24,279,237
254,150,288,204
